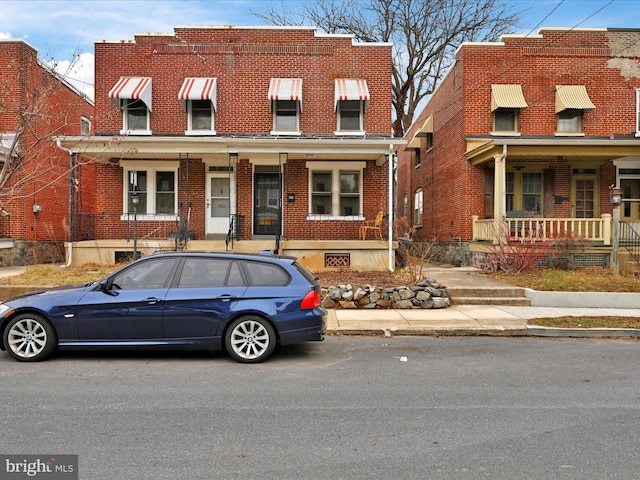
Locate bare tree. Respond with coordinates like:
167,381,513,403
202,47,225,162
256,0,520,137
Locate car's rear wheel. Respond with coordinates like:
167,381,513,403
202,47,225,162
225,316,276,363
3,313,56,362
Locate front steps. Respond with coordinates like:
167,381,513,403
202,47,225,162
447,286,531,306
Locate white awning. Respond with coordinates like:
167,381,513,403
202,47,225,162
491,84,528,112
555,85,595,113
108,77,152,111
334,79,370,110
178,78,217,111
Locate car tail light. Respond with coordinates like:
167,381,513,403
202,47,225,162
300,289,321,309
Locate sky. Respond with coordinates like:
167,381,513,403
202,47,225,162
1,0,639,101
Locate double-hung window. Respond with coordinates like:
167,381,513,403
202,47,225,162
123,162,178,220
124,99,150,133
506,170,543,214
308,162,365,218
273,100,299,133
188,100,213,132
555,85,594,136
337,100,363,133
414,189,423,227
557,109,581,134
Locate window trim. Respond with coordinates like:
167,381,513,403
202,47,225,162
121,161,179,221
636,88,640,138
556,109,584,136
271,100,301,135
506,169,544,215
185,99,215,135
121,99,151,136
491,108,521,136
306,161,366,220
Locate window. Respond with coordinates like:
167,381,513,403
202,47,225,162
243,261,290,286
80,117,91,136
414,149,421,168
188,100,213,132
308,162,365,218
273,100,299,133
111,257,178,290
178,258,233,288
425,132,433,151
557,109,581,134
403,194,408,218
337,100,363,132
493,109,518,132
414,189,423,226
506,170,543,214
124,163,178,219
124,99,150,133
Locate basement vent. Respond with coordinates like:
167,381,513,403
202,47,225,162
115,251,135,263
325,253,350,268
571,253,609,267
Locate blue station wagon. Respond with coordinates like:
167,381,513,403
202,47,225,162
0,252,326,363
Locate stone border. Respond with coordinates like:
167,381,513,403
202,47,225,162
322,276,450,309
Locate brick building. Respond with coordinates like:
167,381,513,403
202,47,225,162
396,28,640,272
59,26,402,270
0,39,94,265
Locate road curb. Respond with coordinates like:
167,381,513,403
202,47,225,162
327,326,640,338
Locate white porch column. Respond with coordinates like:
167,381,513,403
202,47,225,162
493,146,507,243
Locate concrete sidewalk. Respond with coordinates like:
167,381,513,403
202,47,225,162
326,304,640,338
326,263,640,338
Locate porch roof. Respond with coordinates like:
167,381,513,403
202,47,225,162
56,134,405,165
465,136,640,165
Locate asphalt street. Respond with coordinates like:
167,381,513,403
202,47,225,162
1,336,640,480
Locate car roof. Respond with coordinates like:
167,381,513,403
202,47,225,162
148,251,298,264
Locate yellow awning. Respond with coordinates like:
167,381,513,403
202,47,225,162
491,84,528,112
555,85,595,113
407,136,421,149
417,114,433,134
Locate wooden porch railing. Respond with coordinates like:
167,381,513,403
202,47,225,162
473,214,613,244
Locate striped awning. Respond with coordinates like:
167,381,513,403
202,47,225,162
335,79,370,109
555,85,595,113
109,77,152,111
491,84,528,112
178,78,217,111
268,78,302,102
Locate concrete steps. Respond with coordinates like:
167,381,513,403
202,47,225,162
447,286,531,306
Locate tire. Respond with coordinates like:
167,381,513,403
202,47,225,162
3,313,57,362
225,316,276,363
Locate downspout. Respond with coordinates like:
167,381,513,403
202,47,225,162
56,139,74,267
388,149,394,272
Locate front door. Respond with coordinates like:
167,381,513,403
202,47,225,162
206,173,235,235
572,174,598,218
254,169,281,236
621,178,640,222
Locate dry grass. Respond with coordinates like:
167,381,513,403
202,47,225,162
0,264,120,286
490,266,640,293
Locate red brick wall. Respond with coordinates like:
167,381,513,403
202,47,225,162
91,27,392,240
397,29,640,242
0,40,95,242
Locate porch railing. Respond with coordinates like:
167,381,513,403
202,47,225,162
472,214,612,244
620,221,640,263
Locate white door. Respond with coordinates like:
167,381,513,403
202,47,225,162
206,173,235,235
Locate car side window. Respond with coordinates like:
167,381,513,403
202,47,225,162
178,258,230,288
242,261,290,286
111,258,177,290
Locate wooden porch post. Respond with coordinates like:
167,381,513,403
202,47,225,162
493,147,507,244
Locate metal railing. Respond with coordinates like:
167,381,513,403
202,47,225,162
620,221,640,264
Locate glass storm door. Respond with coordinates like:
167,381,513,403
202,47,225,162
573,177,596,218
621,178,640,222
206,174,235,235
254,171,281,236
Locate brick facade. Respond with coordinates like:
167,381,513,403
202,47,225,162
66,26,398,244
397,28,640,245
0,40,95,246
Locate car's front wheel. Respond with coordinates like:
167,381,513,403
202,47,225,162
225,316,276,363
3,313,56,362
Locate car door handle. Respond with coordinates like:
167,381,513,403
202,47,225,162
144,297,161,305
216,294,236,302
